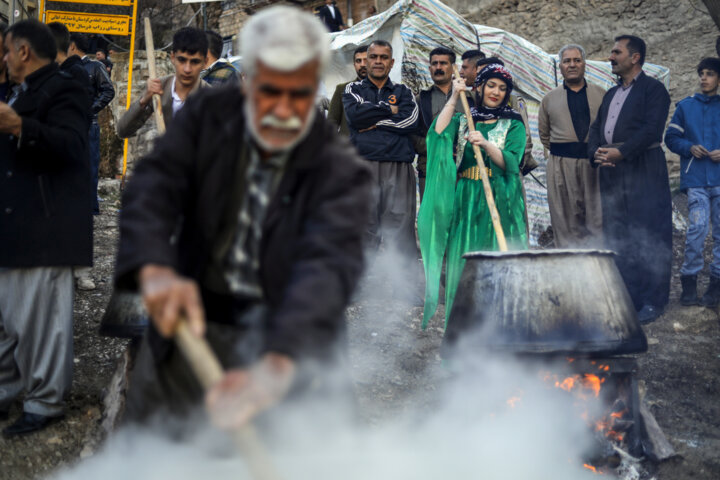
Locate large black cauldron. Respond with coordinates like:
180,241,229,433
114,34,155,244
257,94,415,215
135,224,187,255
443,249,648,357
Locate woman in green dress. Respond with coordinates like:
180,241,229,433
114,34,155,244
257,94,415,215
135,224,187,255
418,63,528,328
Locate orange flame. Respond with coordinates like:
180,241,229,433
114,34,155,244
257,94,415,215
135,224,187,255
506,396,521,408
583,463,601,474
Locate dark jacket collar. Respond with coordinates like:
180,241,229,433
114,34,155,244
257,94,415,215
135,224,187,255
23,62,58,92
60,55,83,70
361,76,394,91
694,92,720,103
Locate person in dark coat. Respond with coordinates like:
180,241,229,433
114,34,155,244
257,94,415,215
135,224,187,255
69,32,115,215
47,22,91,103
114,6,371,429
0,20,91,437
318,0,345,32
588,35,672,324
327,44,367,136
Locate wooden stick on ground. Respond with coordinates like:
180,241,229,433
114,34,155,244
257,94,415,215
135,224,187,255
143,18,166,134
452,65,508,252
175,320,283,480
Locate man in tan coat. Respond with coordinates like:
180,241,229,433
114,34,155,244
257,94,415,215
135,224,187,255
539,44,605,247
117,27,210,138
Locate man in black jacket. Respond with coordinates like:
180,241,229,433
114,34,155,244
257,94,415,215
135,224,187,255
412,46,461,199
342,40,420,299
48,22,90,93
318,0,345,32
115,6,370,428
0,20,91,437
69,32,115,215
589,35,671,324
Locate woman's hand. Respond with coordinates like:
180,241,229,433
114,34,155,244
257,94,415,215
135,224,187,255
467,130,487,148
451,77,467,98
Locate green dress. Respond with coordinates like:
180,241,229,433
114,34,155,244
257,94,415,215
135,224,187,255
418,113,528,328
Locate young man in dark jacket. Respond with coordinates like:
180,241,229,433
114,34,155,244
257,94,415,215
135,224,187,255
115,6,371,428
342,40,420,301
69,32,115,215
0,20,91,437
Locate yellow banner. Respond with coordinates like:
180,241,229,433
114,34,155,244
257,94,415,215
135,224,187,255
45,11,131,35
54,0,132,6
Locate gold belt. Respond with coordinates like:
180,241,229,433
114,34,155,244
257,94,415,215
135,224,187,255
459,166,492,180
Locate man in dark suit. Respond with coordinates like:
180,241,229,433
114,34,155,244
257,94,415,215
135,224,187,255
318,0,345,32
0,20,91,437
588,35,672,324
327,44,367,135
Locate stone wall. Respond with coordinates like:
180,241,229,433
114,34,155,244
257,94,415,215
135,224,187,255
451,0,717,102
108,51,174,174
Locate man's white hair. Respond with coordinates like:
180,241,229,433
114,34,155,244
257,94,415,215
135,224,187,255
240,6,330,78
558,44,586,61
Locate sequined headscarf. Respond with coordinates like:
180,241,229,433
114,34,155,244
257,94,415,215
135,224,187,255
470,63,522,122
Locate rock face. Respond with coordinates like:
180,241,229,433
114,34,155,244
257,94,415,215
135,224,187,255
108,51,174,174
448,0,716,103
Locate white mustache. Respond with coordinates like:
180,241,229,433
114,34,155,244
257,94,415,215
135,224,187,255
260,114,302,130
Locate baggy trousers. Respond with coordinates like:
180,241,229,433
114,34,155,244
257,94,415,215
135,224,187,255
0,267,73,416
547,154,603,248
365,161,419,261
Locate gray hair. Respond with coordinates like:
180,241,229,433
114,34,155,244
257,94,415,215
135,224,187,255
240,6,330,79
558,44,586,61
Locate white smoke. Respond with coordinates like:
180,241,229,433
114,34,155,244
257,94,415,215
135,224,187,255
51,236,603,480
50,352,601,480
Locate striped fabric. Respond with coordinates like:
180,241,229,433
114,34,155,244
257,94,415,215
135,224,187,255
326,0,671,244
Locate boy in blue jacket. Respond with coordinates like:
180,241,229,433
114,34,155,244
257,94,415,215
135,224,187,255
666,57,720,307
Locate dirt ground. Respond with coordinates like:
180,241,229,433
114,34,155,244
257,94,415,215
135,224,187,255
0,182,718,480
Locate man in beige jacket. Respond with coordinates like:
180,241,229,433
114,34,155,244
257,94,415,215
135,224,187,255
539,44,605,248
117,27,210,138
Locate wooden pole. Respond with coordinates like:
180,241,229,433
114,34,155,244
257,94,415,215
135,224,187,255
143,17,166,134
174,321,284,480
122,0,140,186
452,65,508,251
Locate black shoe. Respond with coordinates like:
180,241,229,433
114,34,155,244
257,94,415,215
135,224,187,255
637,305,661,325
701,275,720,309
2,412,63,438
680,275,700,306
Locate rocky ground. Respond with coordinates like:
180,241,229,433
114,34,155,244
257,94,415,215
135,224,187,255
0,181,718,479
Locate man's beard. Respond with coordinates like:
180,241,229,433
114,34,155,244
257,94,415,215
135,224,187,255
357,67,367,78
244,100,316,154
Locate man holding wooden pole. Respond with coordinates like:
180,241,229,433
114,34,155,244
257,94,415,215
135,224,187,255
115,6,371,429
116,26,209,138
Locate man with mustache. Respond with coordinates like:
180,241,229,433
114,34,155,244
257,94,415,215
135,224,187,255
342,40,421,303
588,35,671,324
114,7,371,426
327,45,367,136
116,27,210,138
412,46,462,199
539,44,605,248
